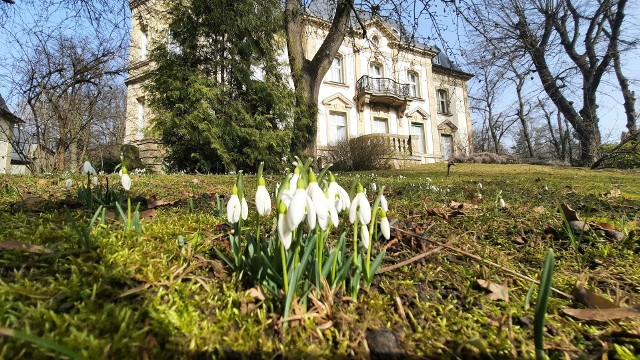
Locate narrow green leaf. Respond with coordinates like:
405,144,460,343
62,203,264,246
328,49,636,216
534,249,555,360
0,327,86,360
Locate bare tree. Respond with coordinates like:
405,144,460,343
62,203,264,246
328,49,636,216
455,0,634,166
3,33,126,173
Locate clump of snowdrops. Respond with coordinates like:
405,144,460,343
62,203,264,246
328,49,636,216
217,157,390,324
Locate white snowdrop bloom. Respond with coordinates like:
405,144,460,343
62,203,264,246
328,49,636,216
277,203,293,250
287,185,316,230
380,210,390,240
349,185,371,225
240,197,248,220
327,173,350,212
478,182,483,189
360,224,370,249
544,185,549,191
499,198,506,209
307,171,328,225
379,194,388,212
425,177,432,183
255,177,271,216
82,161,96,175
226,186,241,224
477,193,483,200
65,178,73,187
328,200,339,227
289,168,301,193
370,182,377,193
120,167,131,191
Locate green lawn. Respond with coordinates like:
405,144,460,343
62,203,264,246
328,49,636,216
1,163,639,359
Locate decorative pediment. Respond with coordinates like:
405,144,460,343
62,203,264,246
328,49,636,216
405,107,429,122
437,120,458,134
322,93,354,112
365,17,400,42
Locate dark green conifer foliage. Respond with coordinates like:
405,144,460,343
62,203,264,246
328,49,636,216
147,0,293,173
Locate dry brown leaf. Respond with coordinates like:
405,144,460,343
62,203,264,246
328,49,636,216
0,239,53,254
560,203,580,222
571,285,617,309
476,279,509,302
602,189,621,198
563,304,640,322
247,287,266,302
139,209,156,219
147,195,179,209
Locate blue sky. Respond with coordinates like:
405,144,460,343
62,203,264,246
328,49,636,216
1,1,637,145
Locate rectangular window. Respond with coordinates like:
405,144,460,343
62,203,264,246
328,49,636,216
328,57,343,83
411,123,425,153
372,117,388,134
140,27,148,61
329,112,347,145
437,89,448,114
408,72,419,98
369,63,383,77
136,98,145,140
441,134,453,160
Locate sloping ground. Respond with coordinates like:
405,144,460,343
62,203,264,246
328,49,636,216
1,164,639,359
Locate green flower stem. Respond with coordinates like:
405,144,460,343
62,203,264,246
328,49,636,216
280,242,288,294
127,196,131,230
255,212,261,255
353,221,358,267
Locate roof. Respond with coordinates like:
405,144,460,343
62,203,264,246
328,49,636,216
0,94,23,124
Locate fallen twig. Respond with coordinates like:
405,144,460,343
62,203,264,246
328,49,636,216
376,247,442,274
390,226,572,299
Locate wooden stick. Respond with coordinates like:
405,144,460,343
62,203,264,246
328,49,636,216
377,247,442,274
390,226,573,299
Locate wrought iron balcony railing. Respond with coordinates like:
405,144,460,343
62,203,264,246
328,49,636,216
356,75,410,98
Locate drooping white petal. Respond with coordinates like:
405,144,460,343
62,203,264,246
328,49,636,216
226,194,241,224
380,216,390,240
241,197,249,220
357,194,372,225
499,198,506,209
370,182,377,193
82,161,96,175
121,174,131,191
278,213,292,250
92,176,98,186
255,185,271,216
329,181,351,212
304,193,317,229
308,182,327,225
289,173,300,192
287,188,307,229
360,224,370,249
379,194,388,212
328,203,339,227
280,189,293,208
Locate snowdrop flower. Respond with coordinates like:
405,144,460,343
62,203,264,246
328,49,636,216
82,160,96,175
379,210,390,240
289,167,301,193
277,203,293,250
478,182,483,189
255,177,271,216
425,177,432,183
92,176,98,186
328,197,339,227
476,193,483,200
65,178,73,187
227,185,242,224
287,178,316,230
307,170,328,228
360,224,370,249
379,193,388,212
121,166,131,191
349,184,371,225
544,185,549,191
327,172,350,212
370,182,377,193
499,197,506,209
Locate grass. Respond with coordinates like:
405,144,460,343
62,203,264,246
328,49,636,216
1,163,639,359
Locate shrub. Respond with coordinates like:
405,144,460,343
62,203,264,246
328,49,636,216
598,141,640,169
325,136,394,171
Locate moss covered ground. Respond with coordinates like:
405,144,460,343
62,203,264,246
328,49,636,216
1,163,639,359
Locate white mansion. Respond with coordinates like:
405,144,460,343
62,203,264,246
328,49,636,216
125,1,473,169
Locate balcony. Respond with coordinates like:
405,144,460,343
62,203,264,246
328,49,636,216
357,133,421,168
356,75,409,112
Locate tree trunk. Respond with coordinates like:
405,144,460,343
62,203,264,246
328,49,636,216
285,0,353,159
